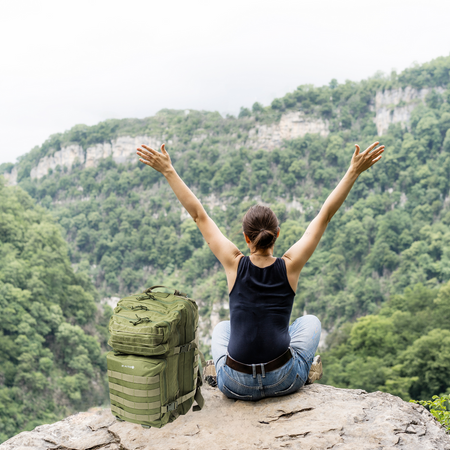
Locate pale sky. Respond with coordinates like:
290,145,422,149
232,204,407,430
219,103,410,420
1,0,449,165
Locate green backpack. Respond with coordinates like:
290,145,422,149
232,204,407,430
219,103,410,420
107,286,204,428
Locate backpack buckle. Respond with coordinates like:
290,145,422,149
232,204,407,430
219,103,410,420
166,401,178,412
179,343,193,353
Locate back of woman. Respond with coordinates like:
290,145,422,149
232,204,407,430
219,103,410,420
228,255,294,364
210,204,322,400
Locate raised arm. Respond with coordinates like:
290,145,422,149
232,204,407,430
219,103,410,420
283,141,385,290
136,144,242,273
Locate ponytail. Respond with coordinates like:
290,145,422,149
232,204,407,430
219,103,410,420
242,205,279,250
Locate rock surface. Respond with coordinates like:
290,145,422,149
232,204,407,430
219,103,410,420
3,111,330,186
249,111,329,151
374,86,445,135
2,384,449,449
1,166,19,186
27,136,164,181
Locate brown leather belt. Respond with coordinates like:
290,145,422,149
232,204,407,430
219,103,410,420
225,348,292,375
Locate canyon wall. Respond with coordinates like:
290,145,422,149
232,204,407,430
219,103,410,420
28,136,164,182
3,136,164,186
4,86,447,187
248,111,329,150
2,166,18,186
374,86,445,135
3,112,330,186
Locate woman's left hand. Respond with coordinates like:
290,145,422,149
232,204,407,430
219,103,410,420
136,143,173,176
350,141,385,175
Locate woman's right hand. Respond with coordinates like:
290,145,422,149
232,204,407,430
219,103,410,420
136,143,173,176
350,141,385,175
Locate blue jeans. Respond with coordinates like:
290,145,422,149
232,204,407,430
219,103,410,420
211,315,321,401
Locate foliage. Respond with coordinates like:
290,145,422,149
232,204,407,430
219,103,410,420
398,56,450,89
0,162,14,175
0,181,109,443
319,280,450,401
411,395,450,432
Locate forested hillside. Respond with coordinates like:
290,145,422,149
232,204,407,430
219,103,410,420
0,182,110,442
1,55,450,440
4,56,449,327
322,280,450,400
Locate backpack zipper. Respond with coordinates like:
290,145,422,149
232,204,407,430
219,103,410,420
117,305,165,315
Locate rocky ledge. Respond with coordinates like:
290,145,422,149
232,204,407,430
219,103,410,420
2,384,450,450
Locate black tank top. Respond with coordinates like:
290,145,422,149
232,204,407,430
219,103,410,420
227,256,296,364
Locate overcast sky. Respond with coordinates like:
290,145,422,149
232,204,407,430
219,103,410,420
1,0,449,165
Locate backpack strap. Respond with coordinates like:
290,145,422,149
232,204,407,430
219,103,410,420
193,369,205,411
161,388,197,413
144,285,187,297
161,367,204,413
173,329,202,355
160,348,205,414
173,342,196,354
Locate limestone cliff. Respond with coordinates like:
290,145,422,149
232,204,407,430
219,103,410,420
29,136,164,181
3,85,445,188
2,384,449,449
3,112,329,186
248,111,329,150
374,86,445,135
1,166,18,186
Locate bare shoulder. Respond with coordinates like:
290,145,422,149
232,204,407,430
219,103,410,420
228,250,245,271
226,252,245,294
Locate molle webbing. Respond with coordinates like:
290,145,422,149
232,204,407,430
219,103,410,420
111,404,161,423
107,370,160,385
108,381,160,398
110,394,161,410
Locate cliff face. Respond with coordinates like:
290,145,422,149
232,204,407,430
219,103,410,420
2,112,329,186
29,136,164,181
0,136,166,186
2,166,18,186
374,86,445,135
3,84,444,188
2,384,449,450
249,111,329,150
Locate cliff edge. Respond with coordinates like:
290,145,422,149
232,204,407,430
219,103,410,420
2,384,450,450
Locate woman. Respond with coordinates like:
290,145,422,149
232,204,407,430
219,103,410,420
136,140,384,401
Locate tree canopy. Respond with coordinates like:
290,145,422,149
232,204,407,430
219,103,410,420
0,181,110,442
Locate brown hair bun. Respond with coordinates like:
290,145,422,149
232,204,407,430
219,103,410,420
242,205,279,250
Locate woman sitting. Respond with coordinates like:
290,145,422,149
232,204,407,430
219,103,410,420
137,140,384,400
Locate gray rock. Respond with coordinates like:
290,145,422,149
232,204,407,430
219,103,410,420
248,111,329,151
374,86,445,136
2,384,449,450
